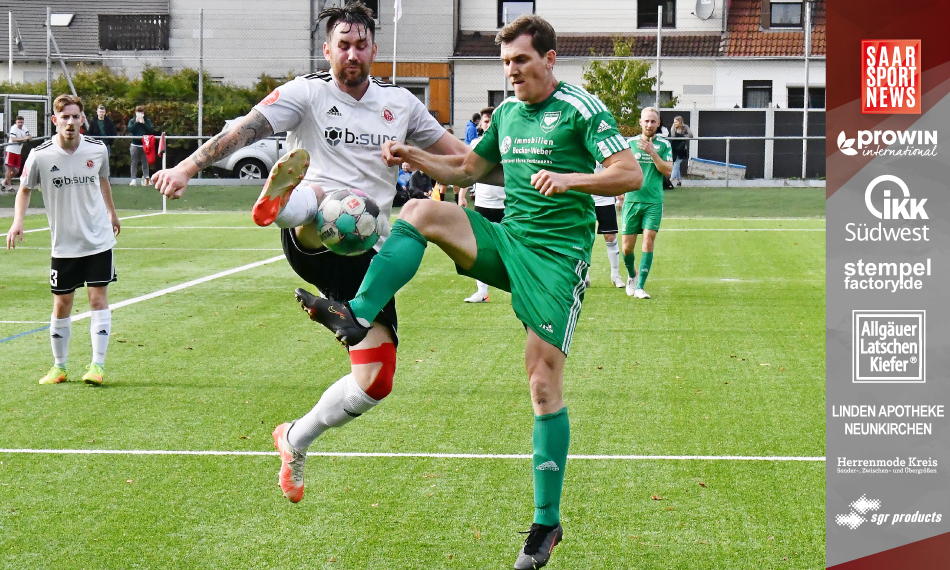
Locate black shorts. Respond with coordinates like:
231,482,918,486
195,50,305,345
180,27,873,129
595,204,619,234
50,249,117,294
474,205,505,224
281,228,398,347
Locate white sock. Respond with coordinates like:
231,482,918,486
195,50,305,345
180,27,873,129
287,374,379,451
274,186,320,228
50,315,71,367
606,239,621,277
476,280,489,297
90,309,112,366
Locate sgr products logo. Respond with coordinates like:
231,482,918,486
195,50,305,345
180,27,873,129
324,127,396,148
836,494,942,530
862,40,921,114
837,130,937,157
864,175,927,220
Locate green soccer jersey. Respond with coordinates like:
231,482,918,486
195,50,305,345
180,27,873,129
474,82,629,263
626,134,672,204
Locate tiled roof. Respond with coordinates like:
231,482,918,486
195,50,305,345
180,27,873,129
454,32,723,58
725,0,826,57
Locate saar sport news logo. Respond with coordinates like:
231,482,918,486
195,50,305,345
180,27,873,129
837,130,937,157
862,40,921,114
836,494,942,530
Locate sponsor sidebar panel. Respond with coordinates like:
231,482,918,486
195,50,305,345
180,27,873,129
826,2,950,567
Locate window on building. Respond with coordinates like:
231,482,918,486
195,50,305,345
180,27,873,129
770,1,803,28
637,91,675,108
488,90,509,107
787,87,826,108
743,80,773,108
638,0,676,28
497,1,535,28
98,15,169,51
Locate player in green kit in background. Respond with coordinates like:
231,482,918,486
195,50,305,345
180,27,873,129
296,14,641,569
621,106,673,299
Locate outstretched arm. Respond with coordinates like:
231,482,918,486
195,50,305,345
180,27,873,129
383,140,497,189
152,110,275,199
530,148,642,197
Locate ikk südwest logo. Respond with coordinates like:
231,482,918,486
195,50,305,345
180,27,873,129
862,40,921,114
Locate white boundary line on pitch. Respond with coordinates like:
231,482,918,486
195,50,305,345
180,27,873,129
0,212,165,238
13,247,282,251
0,449,825,461
68,255,285,323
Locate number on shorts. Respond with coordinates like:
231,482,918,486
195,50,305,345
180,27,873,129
50,269,58,287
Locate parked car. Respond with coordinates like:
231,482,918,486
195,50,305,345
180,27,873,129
212,117,287,179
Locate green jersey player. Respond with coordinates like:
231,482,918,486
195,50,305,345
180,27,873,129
620,107,673,299
298,14,642,570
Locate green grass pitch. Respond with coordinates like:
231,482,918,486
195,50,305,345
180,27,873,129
0,187,825,569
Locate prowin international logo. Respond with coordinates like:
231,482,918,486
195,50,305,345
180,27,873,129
536,461,560,472
836,494,881,529
837,130,937,157
865,175,927,220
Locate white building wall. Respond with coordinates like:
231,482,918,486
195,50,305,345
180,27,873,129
461,0,724,33
375,0,456,61
712,59,826,109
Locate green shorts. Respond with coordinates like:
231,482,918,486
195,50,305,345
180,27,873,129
457,208,588,356
621,201,663,234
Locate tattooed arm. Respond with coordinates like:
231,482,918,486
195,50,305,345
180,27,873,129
152,110,275,199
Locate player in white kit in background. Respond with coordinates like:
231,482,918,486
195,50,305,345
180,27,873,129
151,2,469,504
588,163,624,288
6,94,120,386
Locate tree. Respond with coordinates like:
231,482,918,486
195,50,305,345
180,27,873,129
582,38,655,136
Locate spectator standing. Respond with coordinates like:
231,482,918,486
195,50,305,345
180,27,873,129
127,105,154,186
464,112,480,144
668,116,693,187
87,105,117,156
4,115,32,191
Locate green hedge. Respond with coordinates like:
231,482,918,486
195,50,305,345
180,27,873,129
1,65,292,176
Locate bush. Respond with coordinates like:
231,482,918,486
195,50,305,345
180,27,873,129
0,65,292,176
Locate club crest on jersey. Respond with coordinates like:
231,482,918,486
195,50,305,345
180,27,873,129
86,159,94,168
540,111,561,133
260,89,280,106
381,107,395,123
500,136,512,154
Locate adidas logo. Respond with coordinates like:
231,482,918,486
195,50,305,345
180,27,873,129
343,409,362,418
327,106,342,117
51,165,60,172
51,333,63,339
540,323,554,334
596,120,611,134
536,460,560,472
96,329,109,336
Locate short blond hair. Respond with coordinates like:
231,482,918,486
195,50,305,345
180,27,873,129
53,94,84,113
641,106,660,119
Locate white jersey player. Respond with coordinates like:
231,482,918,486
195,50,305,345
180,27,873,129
151,2,469,505
590,164,623,287
6,94,120,386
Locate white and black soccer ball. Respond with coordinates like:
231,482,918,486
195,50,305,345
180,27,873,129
316,189,389,256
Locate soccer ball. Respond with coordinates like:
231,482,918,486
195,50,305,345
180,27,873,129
316,189,390,256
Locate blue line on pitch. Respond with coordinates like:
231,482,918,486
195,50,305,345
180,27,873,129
0,325,50,344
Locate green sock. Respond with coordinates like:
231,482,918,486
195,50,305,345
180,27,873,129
637,251,654,289
623,253,637,280
349,220,427,323
533,407,570,526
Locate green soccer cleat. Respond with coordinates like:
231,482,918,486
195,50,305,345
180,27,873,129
82,363,104,386
39,365,68,385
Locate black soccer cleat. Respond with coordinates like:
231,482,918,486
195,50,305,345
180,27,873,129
294,288,370,347
514,523,563,569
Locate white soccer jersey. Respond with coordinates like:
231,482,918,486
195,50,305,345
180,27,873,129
592,163,615,206
255,72,446,225
468,137,506,209
8,124,30,154
22,136,114,258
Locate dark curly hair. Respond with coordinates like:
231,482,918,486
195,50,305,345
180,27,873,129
318,1,376,42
